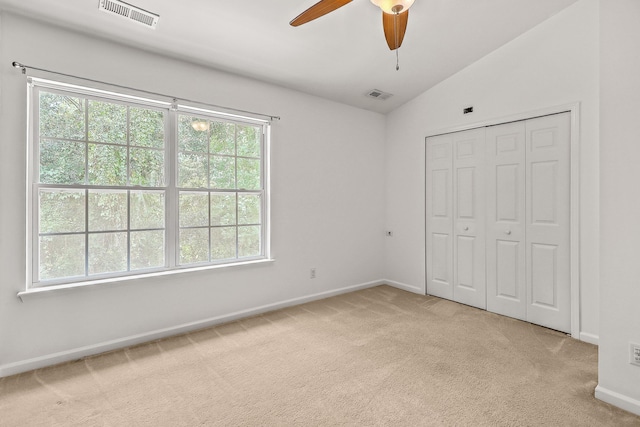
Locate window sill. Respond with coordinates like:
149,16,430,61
17,258,275,301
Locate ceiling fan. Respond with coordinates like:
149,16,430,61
290,0,415,51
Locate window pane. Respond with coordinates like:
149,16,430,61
88,232,128,275
238,225,261,258
237,158,260,190
238,194,261,225
178,115,209,153
88,143,127,186
39,92,85,140
33,83,267,285
130,148,164,187
210,193,236,226
179,228,209,265
130,107,164,148
210,122,235,155
39,234,85,280
210,155,235,189
179,192,209,227
131,230,164,270
39,189,85,233
39,139,85,184
88,190,128,232
211,227,236,260
88,100,127,144
237,125,260,158
178,152,208,188
130,191,164,230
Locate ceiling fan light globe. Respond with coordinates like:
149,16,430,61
191,121,209,132
370,0,415,14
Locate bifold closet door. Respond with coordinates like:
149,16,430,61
426,129,486,309
525,113,571,333
426,134,454,300
451,129,486,309
486,121,527,320
485,113,571,333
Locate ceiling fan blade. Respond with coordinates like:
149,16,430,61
290,0,353,27
382,10,409,50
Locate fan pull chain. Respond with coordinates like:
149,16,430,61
395,11,400,71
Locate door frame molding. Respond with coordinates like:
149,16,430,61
424,103,581,340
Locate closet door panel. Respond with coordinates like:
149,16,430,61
452,128,486,309
456,235,475,288
526,113,571,333
486,122,527,320
496,164,519,221
426,134,453,300
496,240,520,299
530,243,558,307
431,233,451,284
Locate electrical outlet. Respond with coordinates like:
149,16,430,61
630,343,640,367
310,268,316,279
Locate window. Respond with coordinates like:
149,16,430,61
177,113,264,264
29,79,269,288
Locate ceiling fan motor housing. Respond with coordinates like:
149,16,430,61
370,0,415,14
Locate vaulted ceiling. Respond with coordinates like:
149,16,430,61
0,0,579,113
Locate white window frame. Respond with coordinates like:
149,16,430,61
26,78,271,290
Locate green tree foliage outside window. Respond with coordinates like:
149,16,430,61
34,85,266,286
177,114,262,265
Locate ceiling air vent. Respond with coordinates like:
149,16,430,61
99,0,159,29
366,89,393,101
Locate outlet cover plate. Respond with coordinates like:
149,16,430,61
630,343,640,367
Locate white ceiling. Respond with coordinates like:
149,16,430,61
0,0,579,114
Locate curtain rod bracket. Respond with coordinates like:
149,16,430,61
12,61,26,74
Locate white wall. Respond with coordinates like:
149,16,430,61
596,0,640,416
0,13,386,375
383,0,600,340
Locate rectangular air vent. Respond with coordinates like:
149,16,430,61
99,0,159,29
366,89,393,101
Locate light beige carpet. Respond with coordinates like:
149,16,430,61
1,285,639,426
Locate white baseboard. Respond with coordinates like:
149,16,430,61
383,279,424,295
595,385,640,416
579,332,599,346
0,279,384,378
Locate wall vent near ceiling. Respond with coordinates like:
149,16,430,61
366,89,393,101
99,0,159,29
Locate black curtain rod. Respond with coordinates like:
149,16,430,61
11,61,281,122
